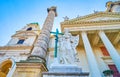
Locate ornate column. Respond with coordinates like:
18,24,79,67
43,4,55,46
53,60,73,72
99,31,120,72
28,6,57,63
81,31,102,77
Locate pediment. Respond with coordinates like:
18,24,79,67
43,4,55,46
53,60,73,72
12,31,37,37
84,17,120,21
61,12,120,25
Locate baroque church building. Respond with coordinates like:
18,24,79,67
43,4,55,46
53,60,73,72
0,1,120,77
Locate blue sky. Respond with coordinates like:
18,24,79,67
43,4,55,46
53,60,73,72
0,0,110,46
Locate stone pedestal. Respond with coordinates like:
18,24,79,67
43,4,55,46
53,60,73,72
12,62,47,77
42,64,89,77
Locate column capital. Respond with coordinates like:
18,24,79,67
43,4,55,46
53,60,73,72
47,6,57,16
99,30,104,32
81,31,87,34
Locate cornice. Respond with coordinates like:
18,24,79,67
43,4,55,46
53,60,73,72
61,12,120,25
16,30,41,33
16,62,47,71
17,62,42,67
12,31,39,37
0,46,33,50
61,20,120,32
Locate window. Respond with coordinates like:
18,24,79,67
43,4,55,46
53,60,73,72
27,27,32,31
100,46,110,56
17,39,24,44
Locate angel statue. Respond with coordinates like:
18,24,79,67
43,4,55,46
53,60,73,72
58,29,79,64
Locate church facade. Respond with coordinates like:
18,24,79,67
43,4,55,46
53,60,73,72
0,1,120,77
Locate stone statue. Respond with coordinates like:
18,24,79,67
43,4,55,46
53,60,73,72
58,29,79,64
63,16,69,21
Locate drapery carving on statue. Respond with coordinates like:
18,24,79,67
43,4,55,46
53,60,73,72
58,29,79,64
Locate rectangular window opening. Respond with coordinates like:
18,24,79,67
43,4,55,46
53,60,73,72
17,39,25,44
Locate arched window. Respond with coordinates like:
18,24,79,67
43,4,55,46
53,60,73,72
27,27,32,31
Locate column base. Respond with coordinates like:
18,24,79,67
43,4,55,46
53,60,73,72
26,55,46,63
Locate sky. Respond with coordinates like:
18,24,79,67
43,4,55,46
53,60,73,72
0,0,111,46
